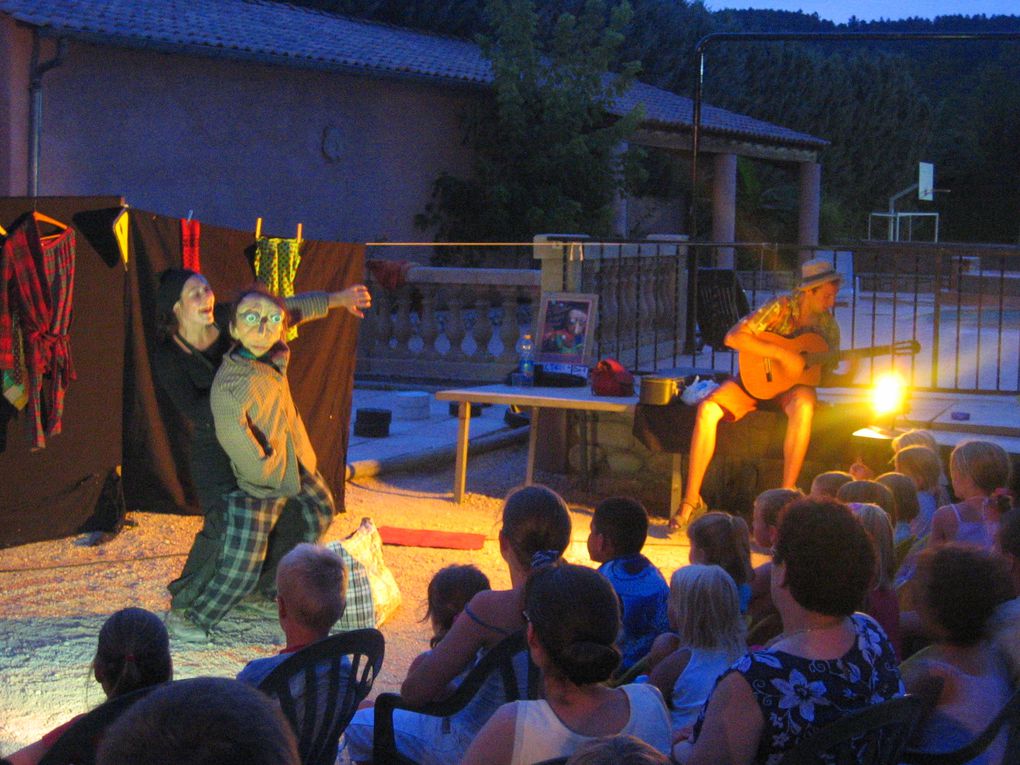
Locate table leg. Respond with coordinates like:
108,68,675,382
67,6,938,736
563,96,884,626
670,453,683,520
525,406,539,485
452,401,472,503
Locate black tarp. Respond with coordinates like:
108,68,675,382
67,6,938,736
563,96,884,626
1,198,363,546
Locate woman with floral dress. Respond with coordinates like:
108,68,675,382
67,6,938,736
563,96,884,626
675,498,903,765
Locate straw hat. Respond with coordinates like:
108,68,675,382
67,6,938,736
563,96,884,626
798,259,841,291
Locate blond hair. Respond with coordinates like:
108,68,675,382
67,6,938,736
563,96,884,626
891,429,938,454
276,544,347,634
849,503,895,590
894,445,943,493
668,564,746,658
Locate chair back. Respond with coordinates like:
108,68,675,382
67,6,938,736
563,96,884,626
258,628,384,765
696,268,751,350
777,695,922,765
373,630,539,765
38,684,161,765
901,687,1020,765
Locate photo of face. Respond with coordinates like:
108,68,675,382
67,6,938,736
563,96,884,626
540,300,590,361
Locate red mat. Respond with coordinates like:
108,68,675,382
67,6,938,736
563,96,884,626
378,526,487,550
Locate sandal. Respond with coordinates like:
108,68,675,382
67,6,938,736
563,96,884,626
669,498,709,533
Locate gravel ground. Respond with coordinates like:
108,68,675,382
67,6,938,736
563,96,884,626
0,441,693,754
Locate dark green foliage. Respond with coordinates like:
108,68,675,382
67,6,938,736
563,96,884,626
413,0,645,263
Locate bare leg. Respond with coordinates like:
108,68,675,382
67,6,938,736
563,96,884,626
781,386,816,489
677,399,725,525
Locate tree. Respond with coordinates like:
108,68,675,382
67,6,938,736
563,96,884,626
414,0,645,264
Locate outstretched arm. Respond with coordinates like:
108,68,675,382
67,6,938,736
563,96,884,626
327,284,371,318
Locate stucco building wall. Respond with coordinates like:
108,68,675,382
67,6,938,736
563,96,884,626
0,21,475,246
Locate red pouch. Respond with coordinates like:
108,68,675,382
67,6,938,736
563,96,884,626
591,358,634,396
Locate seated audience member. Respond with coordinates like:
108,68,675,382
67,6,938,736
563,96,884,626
837,479,895,518
900,545,1014,761
422,564,491,649
747,488,801,628
96,677,299,765
991,508,1020,683
930,440,1012,549
343,484,572,765
5,608,172,765
895,444,952,539
586,497,669,670
877,471,922,546
236,543,347,687
848,503,901,659
647,565,746,732
460,562,672,765
566,735,670,765
676,498,903,765
808,470,852,499
687,512,754,613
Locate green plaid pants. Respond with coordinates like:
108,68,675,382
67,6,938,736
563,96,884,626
188,468,335,630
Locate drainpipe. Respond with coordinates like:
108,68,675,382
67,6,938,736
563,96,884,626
28,30,67,197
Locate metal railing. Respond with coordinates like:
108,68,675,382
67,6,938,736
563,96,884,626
356,238,1020,394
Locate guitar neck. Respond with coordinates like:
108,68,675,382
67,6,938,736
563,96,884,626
804,344,896,367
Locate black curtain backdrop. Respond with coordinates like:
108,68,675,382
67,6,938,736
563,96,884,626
122,210,364,517
0,196,126,547
1,198,362,547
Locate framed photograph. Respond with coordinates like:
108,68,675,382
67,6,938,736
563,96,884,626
535,292,598,365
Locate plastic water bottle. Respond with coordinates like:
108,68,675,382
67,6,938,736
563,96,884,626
515,333,535,386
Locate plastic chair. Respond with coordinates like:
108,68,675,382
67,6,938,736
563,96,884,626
373,630,540,765
258,628,384,765
38,684,161,765
901,687,1020,765
776,694,923,765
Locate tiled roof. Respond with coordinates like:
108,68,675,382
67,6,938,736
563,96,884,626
0,0,826,148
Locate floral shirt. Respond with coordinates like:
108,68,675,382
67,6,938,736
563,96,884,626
692,613,903,765
738,291,841,375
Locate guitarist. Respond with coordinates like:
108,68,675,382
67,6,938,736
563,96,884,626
674,259,856,531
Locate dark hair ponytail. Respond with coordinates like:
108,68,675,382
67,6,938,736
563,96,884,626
94,608,172,699
500,485,571,570
524,563,621,685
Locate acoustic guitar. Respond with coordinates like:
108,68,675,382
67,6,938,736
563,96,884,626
738,331,920,400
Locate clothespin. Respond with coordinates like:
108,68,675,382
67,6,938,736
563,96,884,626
295,223,302,246
186,209,193,222
0,222,7,237
255,217,262,240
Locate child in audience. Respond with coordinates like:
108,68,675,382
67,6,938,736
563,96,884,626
687,512,754,613
808,470,852,499
747,488,801,633
5,608,172,765
876,471,921,545
900,545,1013,760
236,543,347,687
566,735,669,765
587,497,669,670
991,508,1020,683
836,479,895,517
894,444,951,539
930,440,1012,549
97,677,299,765
424,564,491,648
848,502,901,659
647,565,746,732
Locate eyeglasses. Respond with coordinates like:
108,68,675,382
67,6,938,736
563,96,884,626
238,310,284,328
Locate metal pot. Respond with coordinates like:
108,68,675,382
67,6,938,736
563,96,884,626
639,376,684,406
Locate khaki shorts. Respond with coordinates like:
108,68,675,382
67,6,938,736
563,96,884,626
708,379,813,422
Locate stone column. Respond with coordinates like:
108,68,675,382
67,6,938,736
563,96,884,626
712,153,737,269
798,161,821,260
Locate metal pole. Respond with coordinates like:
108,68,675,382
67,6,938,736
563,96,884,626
27,32,67,197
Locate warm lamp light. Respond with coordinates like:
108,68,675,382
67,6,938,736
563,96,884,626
871,372,908,432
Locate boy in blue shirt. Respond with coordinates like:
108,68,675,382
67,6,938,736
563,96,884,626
587,497,669,670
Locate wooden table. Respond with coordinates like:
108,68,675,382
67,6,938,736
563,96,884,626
435,384,639,503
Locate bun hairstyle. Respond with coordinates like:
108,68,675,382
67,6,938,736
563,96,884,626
524,562,621,685
94,608,172,699
500,485,572,570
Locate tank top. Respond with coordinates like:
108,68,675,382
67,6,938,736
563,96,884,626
670,647,736,730
949,503,995,549
509,684,671,765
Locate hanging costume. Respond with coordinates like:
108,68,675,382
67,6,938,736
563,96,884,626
180,218,201,272
0,216,76,448
255,236,301,341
